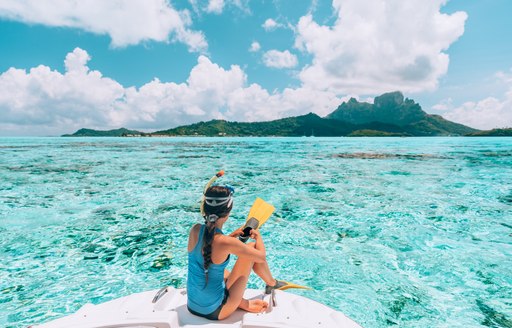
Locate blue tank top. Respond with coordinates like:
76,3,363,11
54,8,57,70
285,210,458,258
187,224,230,314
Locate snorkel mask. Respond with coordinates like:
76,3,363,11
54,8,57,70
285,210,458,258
203,185,234,208
200,170,235,219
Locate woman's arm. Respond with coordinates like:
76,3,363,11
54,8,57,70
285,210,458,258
250,229,266,255
218,230,266,263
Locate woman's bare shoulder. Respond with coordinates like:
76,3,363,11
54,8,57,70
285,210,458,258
187,223,202,251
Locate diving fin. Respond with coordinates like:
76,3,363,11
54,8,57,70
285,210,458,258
239,198,275,243
246,197,275,229
265,280,311,294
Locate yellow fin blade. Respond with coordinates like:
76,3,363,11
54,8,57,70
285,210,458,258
246,197,275,229
277,281,311,291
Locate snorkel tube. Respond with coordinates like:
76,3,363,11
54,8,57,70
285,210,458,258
200,170,225,217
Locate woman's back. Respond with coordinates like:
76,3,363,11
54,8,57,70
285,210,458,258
187,224,230,314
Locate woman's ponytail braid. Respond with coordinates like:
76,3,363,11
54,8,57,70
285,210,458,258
202,216,217,288
201,185,233,288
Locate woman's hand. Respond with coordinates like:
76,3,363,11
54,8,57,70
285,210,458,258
229,227,244,238
249,229,261,240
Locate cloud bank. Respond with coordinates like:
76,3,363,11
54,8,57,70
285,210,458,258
295,0,467,94
440,70,512,129
0,0,207,51
2,1,506,134
0,48,341,136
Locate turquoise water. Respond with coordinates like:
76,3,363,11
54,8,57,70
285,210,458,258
1,137,511,327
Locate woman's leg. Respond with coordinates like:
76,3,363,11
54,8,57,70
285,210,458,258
253,261,276,286
218,243,268,319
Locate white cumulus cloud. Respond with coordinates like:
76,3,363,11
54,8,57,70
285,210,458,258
0,48,341,136
262,18,280,31
189,0,249,15
0,0,207,51
434,70,512,129
431,98,453,112
249,41,261,52
64,48,91,74
443,97,511,130
206,0,225,13
0,48,125,135
294,0,467,95
263,50,298,69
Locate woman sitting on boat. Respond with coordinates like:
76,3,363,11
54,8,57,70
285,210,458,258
187,181,287,320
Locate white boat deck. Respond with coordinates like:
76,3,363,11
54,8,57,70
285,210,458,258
33,287,362,328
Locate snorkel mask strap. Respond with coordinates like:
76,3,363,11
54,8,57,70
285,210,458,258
204,195,233,207
205,214,219,224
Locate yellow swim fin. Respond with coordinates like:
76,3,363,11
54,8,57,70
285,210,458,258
265,280,311,294
239,198,275,243
276,281,311,291
246,197,275,229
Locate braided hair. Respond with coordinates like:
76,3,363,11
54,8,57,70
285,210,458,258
202,185,233,287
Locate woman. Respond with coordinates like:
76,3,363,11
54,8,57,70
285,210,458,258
186,185,285,320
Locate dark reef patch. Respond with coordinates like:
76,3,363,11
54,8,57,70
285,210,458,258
477,299,512,327
334,153,448,160
498,192,512,205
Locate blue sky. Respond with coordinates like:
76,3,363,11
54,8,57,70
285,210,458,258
0,0,511,136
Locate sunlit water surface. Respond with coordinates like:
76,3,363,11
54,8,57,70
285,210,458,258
0,137,511,327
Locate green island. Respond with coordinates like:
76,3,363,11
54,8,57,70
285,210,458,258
62,127,143,137
466,128,512,136
62,91,509,137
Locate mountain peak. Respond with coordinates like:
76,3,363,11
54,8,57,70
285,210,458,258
374,91,404,108
327,91,425,126
325,91,477,135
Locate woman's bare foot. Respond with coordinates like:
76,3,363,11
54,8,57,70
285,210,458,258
239,299,268,313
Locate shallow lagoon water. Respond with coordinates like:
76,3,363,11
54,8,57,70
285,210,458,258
0,137,511,327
